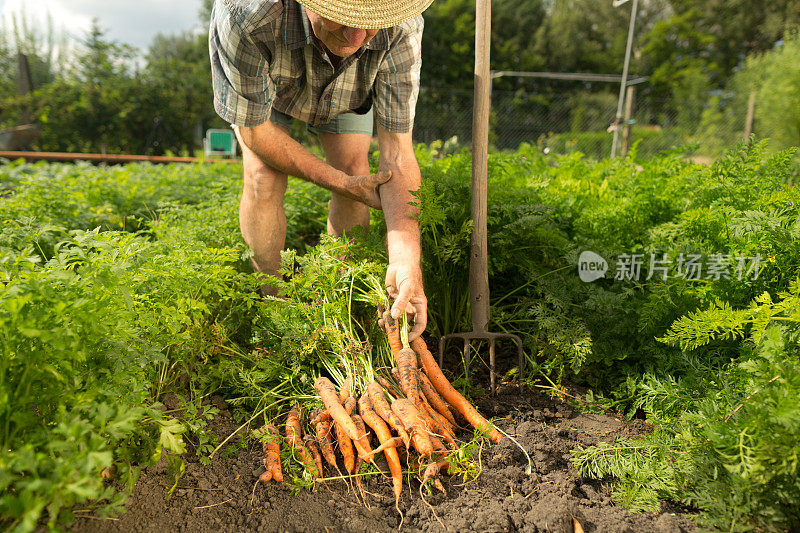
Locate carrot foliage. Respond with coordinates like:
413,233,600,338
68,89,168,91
3,138,800,531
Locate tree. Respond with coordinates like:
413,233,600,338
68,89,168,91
0,31,15,99
643,0,800,99
739,31,800,150
201,0,214,26
0,10,69,129
144,31,224,154
668,0,800,79
2,10,67,89
76,20,136,85
420,0,477,88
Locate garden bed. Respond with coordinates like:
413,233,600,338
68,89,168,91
72,386,695,532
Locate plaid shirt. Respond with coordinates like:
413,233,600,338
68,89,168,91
209,0,423,132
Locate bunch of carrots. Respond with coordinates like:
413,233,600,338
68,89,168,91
256,312,504,512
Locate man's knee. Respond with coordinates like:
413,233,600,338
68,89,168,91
319,132,371,176
333,152,370,176
242,159,288,204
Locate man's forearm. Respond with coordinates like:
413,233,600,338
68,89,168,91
377,129,422,266
238,121,347,193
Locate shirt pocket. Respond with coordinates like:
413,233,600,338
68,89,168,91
271,73,305,105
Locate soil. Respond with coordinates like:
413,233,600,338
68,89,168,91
71,386,697,533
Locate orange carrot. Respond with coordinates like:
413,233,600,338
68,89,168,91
419,390,455,434
259,424,282,483
358,394,403,507
366,382,411,448
391,398,434,457
334,417,355,473
350,414,373,457
285,405,303,447
418,400,457,448
339,375,353,403
314,414,337,467
311,410,332,425
395,348,421,405
314,377,372,461
429,433,448,452
310,381,349,426
286,405,315,474
423,459,450,484
393,368,449,443
378,376,403,398
384,315,421,405
384,313,403,353
362,436,403,458
418,370,457,426
304,435,324,479
411,337,503,443
343,396,357,416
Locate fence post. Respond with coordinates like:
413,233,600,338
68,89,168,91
744,92,756,141
621,85,635,157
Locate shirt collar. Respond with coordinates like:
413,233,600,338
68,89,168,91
282,0,392,51
283,0,313,50
366,29,391,50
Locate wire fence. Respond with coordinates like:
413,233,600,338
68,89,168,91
414,85,756,160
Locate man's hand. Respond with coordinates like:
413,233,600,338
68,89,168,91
236,123,392,209
385,260,427,341
338,170,392,210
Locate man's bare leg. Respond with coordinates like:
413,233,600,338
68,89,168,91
236,123,290,295
318,132,373,236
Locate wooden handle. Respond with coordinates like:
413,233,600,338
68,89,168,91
470,0,491,333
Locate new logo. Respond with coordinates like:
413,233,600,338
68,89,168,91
578,251,608,282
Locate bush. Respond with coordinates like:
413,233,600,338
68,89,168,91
541,127,691,159
693,32,800,157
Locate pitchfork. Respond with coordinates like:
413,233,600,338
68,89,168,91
438,0,524,394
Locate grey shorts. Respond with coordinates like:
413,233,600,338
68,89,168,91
270,107,374,136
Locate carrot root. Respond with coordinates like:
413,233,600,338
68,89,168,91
260,424,282,483
411,337,503,443
304,436,324,479
418,370,457,426
367,382,411,448
358,394,403,508
392,398,434,457
314,377,373,462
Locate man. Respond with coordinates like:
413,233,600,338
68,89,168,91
209,0,432,339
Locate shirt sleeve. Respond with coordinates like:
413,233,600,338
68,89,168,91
209,2,274,127
373,15,424,133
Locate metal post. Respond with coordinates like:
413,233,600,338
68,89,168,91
611,0,639,158
621,85,635,157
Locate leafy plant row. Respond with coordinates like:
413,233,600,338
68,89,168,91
1,137,799,531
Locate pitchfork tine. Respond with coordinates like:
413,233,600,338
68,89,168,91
489,339,496,393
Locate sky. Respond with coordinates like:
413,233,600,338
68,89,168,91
0,0,205,51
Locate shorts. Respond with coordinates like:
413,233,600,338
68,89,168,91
269,107,374,136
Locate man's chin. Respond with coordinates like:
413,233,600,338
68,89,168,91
327,44,361,58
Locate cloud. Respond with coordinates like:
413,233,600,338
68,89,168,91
2,0,92,40
1,0,202,50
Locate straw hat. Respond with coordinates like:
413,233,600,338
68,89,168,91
296,0,434,29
